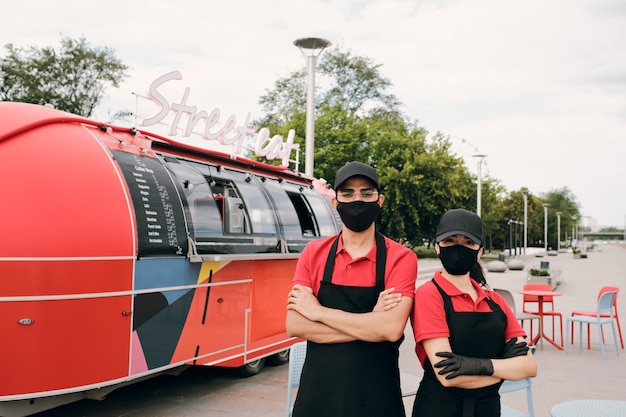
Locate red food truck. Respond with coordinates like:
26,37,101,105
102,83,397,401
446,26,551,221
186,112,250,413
0,102,341,416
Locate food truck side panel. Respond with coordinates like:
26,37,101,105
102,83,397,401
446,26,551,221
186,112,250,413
0,106,135,396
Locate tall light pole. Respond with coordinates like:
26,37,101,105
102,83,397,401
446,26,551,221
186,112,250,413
556,212,561,251
293,37,331,177
543,203,550,252
522,188,528,258
473,154,487,217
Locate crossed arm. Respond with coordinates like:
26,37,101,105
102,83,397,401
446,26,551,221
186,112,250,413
422,336,538,388
286,285,411,343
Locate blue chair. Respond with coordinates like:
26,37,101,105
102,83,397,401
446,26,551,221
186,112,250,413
286,341,307,417
499,345,536,417
500,377,535,417
565,290,620,359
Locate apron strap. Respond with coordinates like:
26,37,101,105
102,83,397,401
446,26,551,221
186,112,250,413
322,234,341,284
462,397,476,417
432,279,507,323
374,231,386,292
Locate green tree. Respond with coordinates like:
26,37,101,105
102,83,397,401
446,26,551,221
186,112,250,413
385,132,476,245
494,187,580,251
541,187,581,249
257,70,307,126
0,36,128,117
318,49,400,115
497,189,547,250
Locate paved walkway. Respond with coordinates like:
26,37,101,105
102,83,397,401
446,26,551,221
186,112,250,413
480,243,626,416
32,244,625,417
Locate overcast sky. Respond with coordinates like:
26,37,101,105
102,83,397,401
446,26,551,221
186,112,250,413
3,0,625,227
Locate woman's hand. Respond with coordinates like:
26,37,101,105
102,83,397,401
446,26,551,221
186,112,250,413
499,338,529,358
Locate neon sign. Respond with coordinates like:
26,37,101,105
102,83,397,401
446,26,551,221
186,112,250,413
141,71,299,167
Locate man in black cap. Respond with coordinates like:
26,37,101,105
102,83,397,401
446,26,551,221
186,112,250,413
286,161,418,417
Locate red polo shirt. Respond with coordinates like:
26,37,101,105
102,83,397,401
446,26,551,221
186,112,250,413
293,234,417,298
411,271,526,367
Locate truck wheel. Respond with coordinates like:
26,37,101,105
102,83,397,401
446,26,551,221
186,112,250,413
267,349,290,366
237,358,265,377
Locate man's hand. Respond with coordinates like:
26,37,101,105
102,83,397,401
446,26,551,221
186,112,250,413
373,287,402,312
499,338,529,359
433,352,494,379
287,284,324,321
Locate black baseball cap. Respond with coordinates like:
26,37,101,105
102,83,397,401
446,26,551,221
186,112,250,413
334,161,380,190
436,208,483,245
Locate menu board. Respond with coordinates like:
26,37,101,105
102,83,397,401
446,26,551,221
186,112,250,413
112,150,187,257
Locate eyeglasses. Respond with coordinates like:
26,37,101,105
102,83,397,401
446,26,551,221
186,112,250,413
337,188,379,202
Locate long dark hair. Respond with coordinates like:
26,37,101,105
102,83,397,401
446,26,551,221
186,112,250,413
470,249,488,288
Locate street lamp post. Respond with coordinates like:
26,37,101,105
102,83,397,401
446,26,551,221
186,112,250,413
516,221,521,256
556,212,561,252
543,203,550,252
522,189,528,258
293,37,332,177
512,221,518,256
508,220,513,256
473,154,487,217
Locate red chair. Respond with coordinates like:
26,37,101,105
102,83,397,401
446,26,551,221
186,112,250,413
522,283,563,346
570,286,623,349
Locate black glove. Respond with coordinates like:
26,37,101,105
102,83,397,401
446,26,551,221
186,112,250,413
433,352,494,379
499,338,529,359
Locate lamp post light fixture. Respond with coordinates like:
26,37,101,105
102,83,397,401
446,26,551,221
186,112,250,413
556,212,562,251
293,37,332,177
473,154,487,217
543,203,550,252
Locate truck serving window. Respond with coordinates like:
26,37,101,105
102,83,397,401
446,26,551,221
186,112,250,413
302,191,338,237
163,158,279,254
260,179,339,253
160,156,338,255
162,159,223,236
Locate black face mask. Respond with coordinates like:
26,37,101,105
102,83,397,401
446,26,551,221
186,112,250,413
336,201,381,232
438,244,480,275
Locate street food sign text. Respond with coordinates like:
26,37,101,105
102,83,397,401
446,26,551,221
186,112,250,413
141,71,298,167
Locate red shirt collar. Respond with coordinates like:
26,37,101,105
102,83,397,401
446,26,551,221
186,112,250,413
336,234,378,262
433,271,489,301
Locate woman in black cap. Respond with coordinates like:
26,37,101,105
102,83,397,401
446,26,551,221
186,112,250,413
410,208,537,417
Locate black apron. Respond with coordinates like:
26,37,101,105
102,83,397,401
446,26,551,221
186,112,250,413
292,232,405,417
411,279,507,417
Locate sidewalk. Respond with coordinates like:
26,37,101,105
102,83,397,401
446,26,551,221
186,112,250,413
489,243,626,416
33,244,625,417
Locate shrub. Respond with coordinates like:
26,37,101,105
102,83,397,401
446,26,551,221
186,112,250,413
413,247,438,259
529,268,550,276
